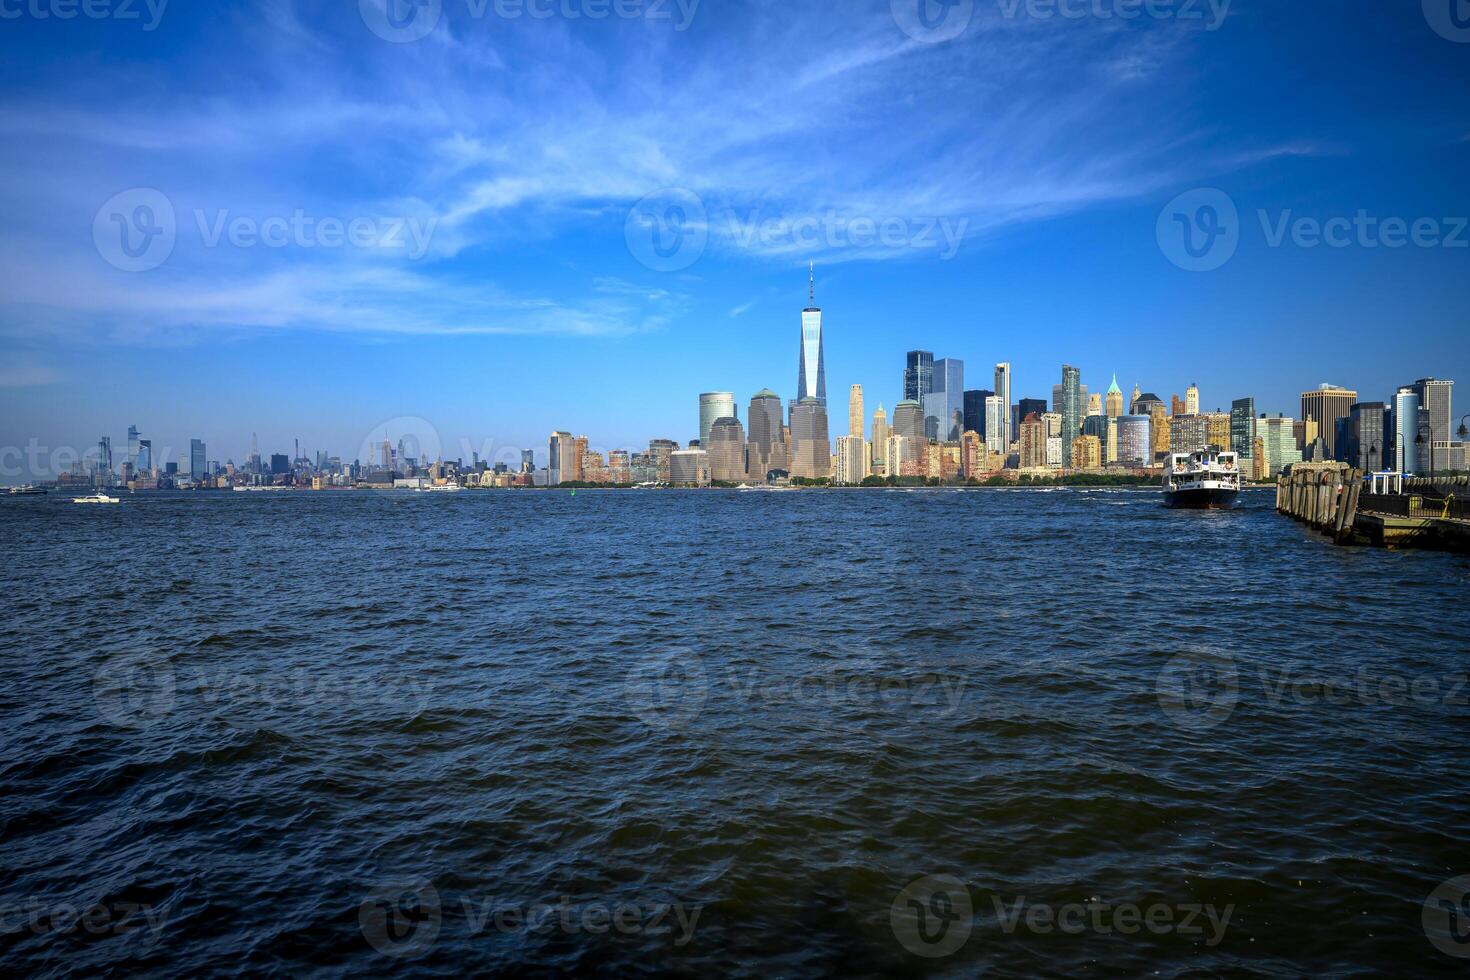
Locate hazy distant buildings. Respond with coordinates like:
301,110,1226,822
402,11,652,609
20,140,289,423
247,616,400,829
189,439,205,480
699,392,735,449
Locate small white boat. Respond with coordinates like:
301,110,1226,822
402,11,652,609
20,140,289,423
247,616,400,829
72,492,120,505
414,484,462,492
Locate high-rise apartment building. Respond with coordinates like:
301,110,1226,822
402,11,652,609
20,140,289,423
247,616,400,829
797,266,826,405
699,392,736,449
1411,378,1453,447
1019,413,1047,469
833,435,868,485
1169,415,1208,454
984,395,1006,454
1072,435,1102,469
871,405,889,472
848,384,863,438
1300,384,1357,462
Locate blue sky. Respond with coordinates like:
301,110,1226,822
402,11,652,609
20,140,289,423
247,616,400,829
0,0,1467,471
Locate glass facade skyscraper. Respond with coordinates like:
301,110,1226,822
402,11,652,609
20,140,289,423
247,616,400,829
797,267,825,405
1230,397,1256,459
963,389,993,437
903,350,934,404
1060,364,1082,467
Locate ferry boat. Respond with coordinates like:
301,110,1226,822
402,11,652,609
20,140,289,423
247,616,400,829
414,483,462,492
1162,450,1241,510
7,485,47,495
72,491,121,504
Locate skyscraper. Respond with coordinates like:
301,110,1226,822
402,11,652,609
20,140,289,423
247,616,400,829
871,405,889,472
789,397,831,480
1392,387,1421,474
1411,378,1453,446
548,431,576,485
707,417,746,483
833,435,868,485
924,358,964,441
746,389,785,479
1105,375,1124,418
1346,402,1387,472
848,384,864,438
1259,414,1304,478
1117,415,1151,467
699,392,736,449
127,425,140,471
1300,383,1358,462
1185,383,1200,416
904,350,934,403
994,363,1012,448
189,439,206,480
892,400,924,445
1060,365,1082,467
797,264,825,405
984,395,1006,453
1230,398,1256,460
963,389,993,437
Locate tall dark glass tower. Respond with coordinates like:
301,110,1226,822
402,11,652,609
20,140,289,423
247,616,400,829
903,350,934,403
797,264,826,406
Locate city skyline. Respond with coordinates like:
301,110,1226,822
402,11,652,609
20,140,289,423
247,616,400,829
2,2,1468,464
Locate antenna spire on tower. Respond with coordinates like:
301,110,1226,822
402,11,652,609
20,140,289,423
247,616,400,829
809,261,814,306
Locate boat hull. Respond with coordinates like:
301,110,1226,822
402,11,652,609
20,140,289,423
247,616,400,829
1164,487,1239,510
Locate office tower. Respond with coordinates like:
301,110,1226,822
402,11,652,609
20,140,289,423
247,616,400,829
922,358,964,442
848,384,864,438
1392,387,1421,474
1171,394,1187,417
1185,383,1200,416
97,436,112,482
745,389,785,479
189,439,205,480
1087,393,1102,417
993,363,1012,448
520,449,535,473
1169,415,1207,454
270,453,289,475
707,417,746,483
1300,383,1358,461
1411,378,1454,446
891,400,925,445
871,405,889,471
797,265,826,405
127,425,140,471
904,350,935,403
789,397,831,480
1258,414,1304,478
1230,398,1257,460
1060,365,1082,467
699,392,736,449
963,389,992,437
669,449,710,486
984,396,1006,454
138,439,152,473
548,431,576,485
1345,402,1387,472
1014,398,1047,439
1105,375,1124,418
1117,415,1151,467
834,435,868,485
1129,384,1142,414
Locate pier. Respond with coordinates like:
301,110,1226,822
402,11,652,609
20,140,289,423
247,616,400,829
1276,463,1470,552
